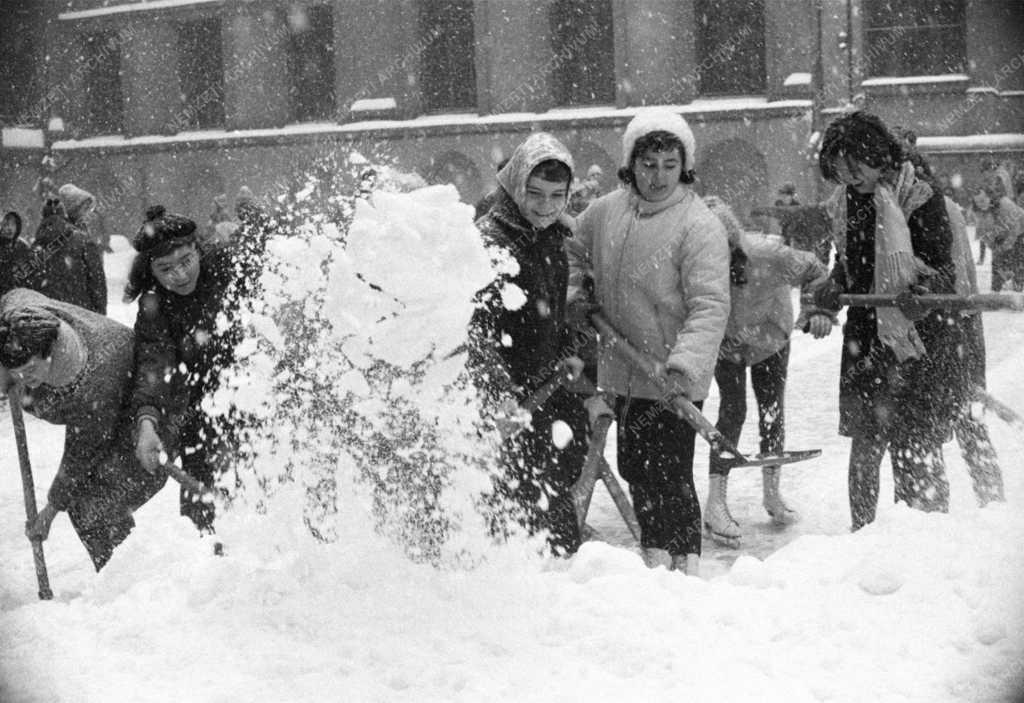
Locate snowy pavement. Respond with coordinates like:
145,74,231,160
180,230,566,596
1,227,1023,702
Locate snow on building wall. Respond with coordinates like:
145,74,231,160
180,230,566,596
1,0,1022,232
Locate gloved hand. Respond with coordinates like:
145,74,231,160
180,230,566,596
812,277,843,311
583,394,613,428
135,418,165,475
805,314,834,338
566,298,600,332
663,368,690,401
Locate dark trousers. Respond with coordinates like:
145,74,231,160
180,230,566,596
848,433,949,531
67,452,168,571
616,396,702,556
954,411,1004,506
177,410,238,533
710,345,789,476
501,387,586,556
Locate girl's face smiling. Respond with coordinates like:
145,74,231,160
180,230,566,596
632,147,682,202
834,157,882,194
522,175,569,229
151,244,201,295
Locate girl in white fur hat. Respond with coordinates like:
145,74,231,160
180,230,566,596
566,109,730,575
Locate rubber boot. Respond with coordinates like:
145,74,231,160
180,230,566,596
642,547,672,569
703,473,741,548
762,465,798,526
671,553,701,577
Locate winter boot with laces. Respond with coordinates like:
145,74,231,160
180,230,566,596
762,465,798,526
703,473,741,548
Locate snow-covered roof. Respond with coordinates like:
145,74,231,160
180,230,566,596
58,0,223,21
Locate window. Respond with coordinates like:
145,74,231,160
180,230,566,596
287,4,336,122
548,0,615,106
419,0,476,111
82,32,124,134
696,0,766,95
863,0,966,76
176,18,224,129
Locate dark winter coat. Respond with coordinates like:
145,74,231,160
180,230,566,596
0,237,31,298
1,288,167,568
816,186,966,442
130,229,269,435
469,188,575,401
27,215,107,315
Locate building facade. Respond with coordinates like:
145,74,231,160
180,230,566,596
1,0,1021,234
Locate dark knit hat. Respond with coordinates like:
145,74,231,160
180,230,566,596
0,306,61,368
133,205,197,257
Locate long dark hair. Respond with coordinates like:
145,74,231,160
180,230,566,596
818,111,904,185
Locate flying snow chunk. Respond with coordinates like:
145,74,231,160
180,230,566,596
500,282,527,311
551,420,573,449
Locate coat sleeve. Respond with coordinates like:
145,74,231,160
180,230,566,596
47,422,110,511
665,214,730,397
130,292,178,425
770,242,829,288
83,241,107,315
566,201,597,304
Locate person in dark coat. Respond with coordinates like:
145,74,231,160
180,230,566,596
58,182,110,253
0,289,168,570
897,130,1005,506
26,201,107,315
1,212,32,297
127,205,268,533
468,133,586,557
806,111,969,530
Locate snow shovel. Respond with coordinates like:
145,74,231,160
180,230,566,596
974,387,1023,429
801,291,1024,317
589,311,821,470
8,387,53,601
161,462,216,502
571,413,642,544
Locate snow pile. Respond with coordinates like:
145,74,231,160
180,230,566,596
213,172,521,564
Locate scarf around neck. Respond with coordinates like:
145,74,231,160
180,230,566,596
826,161,933,361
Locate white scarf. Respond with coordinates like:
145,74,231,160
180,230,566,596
826,162,933,361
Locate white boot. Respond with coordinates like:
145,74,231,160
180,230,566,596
642,547,673,569
671,553,701,577
703,474,741,548
762,465,798,526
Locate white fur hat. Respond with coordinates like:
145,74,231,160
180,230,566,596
620,109,696,172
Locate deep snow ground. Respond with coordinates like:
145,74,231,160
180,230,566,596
0,230,1022,703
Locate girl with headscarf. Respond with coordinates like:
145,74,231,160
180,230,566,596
468,132,586,556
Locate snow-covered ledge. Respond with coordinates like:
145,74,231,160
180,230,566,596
58,0,224,21
860,73,970,95
915,133,1024,154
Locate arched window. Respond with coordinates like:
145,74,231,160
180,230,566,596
863,0,966,77
695,0,766,95
549,0,615,106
